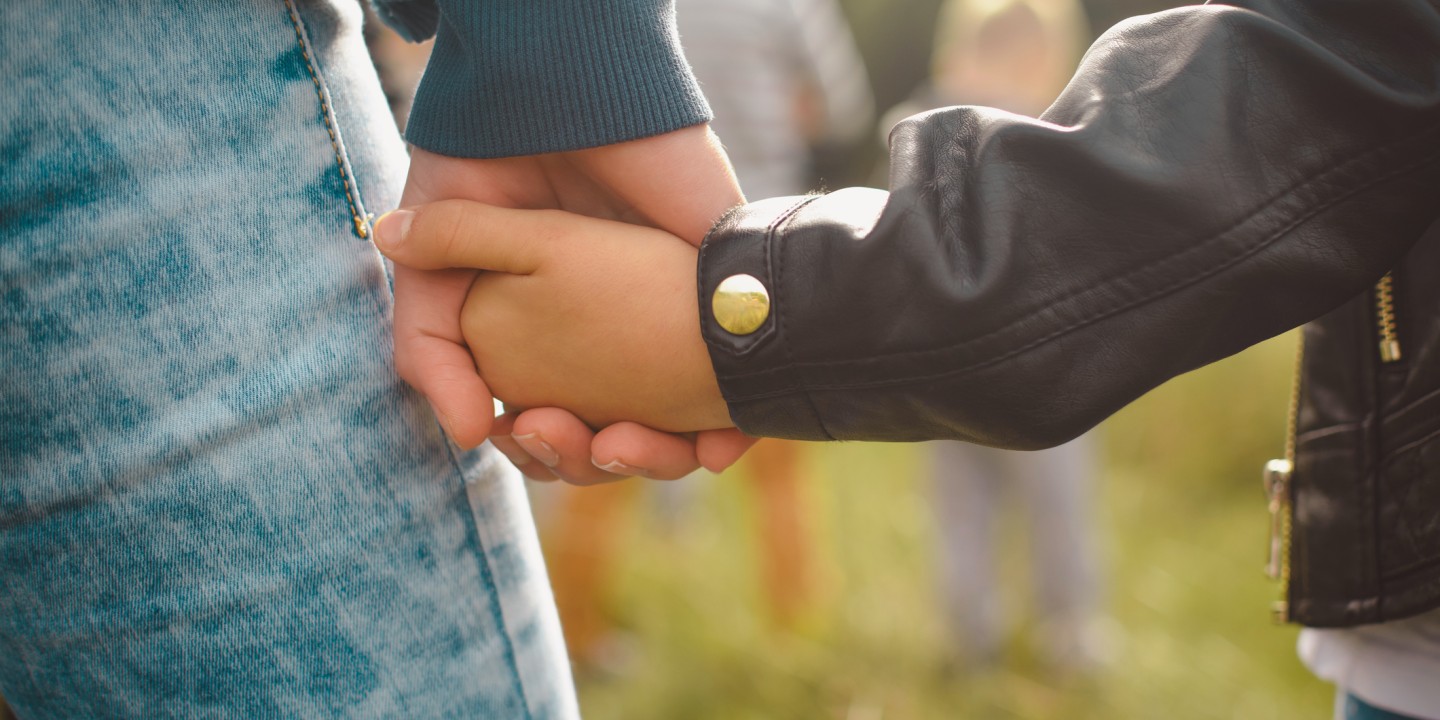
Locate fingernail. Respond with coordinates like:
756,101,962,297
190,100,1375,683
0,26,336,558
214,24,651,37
512,433,559,467
374,209,414,251
593,458,649,478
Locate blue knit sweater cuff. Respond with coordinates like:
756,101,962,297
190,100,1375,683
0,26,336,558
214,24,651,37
402,0,713,158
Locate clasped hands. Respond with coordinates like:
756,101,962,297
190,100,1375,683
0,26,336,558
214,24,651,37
377,125,753,484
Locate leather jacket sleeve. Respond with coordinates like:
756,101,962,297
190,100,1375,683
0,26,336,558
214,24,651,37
697,0,1440,447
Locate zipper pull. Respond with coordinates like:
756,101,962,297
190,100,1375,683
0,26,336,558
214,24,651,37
1263,458,1293,623
1263,458,1292,580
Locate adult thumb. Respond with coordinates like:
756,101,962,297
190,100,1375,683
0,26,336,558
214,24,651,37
374,200,547,275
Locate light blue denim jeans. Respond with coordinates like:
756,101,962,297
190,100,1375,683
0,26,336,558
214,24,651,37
0,1,577,716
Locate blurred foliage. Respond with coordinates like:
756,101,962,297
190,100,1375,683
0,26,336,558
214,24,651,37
562,333,1332,719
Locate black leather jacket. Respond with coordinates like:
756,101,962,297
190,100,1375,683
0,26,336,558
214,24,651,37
697,0,1440,627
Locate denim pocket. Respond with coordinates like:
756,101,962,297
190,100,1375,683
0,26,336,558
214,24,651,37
283,0,375,240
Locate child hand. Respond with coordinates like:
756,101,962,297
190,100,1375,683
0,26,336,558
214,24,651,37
376,199,733,435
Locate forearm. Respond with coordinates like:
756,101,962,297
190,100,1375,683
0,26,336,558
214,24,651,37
699,0,1440,447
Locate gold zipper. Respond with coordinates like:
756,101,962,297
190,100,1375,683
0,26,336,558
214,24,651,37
1266,275,1403,623
1375,273,1403,363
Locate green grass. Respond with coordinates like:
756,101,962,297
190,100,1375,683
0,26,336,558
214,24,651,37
559,333,1332,719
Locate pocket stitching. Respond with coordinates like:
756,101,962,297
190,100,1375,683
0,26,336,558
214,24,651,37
284,0,373,240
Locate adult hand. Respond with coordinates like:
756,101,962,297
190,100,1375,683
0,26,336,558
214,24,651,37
389,126,756,482
491,410,757,482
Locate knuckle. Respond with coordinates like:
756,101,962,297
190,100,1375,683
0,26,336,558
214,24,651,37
407,200,470,269
433,201,470,267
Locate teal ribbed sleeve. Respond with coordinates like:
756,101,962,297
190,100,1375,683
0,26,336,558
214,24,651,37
381,0,713,158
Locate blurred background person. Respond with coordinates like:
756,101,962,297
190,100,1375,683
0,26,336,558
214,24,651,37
676,0,874,197
932,438,1104,672
891,0,1108,674
929,0,1088,115
680,0,875,629
538,0,876,671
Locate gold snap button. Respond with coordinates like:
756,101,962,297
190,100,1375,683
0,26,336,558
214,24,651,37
712,274,770,336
